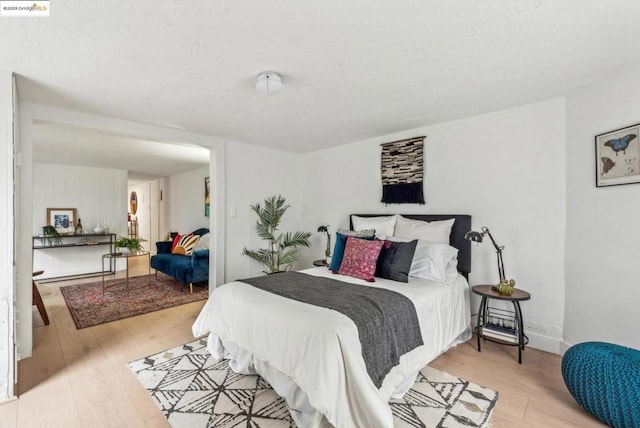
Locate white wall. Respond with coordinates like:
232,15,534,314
300,98,567,353
32,163,128,279
224,140,305,282
0,69,15,401
33,163,127,236
565,68,640,350
167,166,210,235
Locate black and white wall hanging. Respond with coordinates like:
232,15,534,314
380,136,425,204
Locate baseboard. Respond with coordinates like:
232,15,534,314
0,395,17,405
559,340,572,356
526,331,563,355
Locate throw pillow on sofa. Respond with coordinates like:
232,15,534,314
193,232,210,251
171,234,182,252
172,234,200,255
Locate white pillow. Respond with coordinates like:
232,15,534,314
394,216,454,244
411,241,459,283
389,237,459,283
351,215,397,237
193,232,210,251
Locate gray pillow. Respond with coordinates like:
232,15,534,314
336,228,376,237
375,239,418,283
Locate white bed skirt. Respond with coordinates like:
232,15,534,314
205,326,471,428
208,334,331,427
193,268,471,428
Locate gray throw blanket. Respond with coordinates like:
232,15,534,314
239,271,424,388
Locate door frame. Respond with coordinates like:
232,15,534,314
15,103,225,359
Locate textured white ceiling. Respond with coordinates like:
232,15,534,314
3,0,640,152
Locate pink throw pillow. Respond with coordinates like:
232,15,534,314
338,237,384,282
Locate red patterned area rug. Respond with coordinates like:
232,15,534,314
60,274,208,329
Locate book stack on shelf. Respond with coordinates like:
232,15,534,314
481,323,518,344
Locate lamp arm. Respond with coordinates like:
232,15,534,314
481,227,502,253
496,249,506,281
482,227,506,281
325,232,331,257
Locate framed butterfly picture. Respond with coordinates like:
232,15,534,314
595,123,640,187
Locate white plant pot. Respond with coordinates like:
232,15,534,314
118,247,131,255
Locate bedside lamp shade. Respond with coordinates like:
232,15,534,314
464,230,484,243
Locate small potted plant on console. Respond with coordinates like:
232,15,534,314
114,237,144,255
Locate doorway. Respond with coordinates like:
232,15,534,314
16,104,225,364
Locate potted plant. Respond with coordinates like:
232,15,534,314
242,195,312,274
114,236,144,254
41,225,62,246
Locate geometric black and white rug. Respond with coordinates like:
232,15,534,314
128,338,498,428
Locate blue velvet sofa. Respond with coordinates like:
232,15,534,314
150,228,209,293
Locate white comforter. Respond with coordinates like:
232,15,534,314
192,268,471,428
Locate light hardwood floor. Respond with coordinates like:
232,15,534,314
0,261,604,427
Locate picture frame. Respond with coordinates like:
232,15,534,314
205,177,210,217
46,208,77,233
595,123,640,187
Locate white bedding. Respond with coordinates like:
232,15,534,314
192,267,471,428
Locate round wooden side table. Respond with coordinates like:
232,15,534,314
472,284,531,363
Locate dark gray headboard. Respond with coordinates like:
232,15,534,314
350,214,472,279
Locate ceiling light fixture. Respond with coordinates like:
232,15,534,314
256,71,283,95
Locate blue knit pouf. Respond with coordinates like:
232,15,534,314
562,341,640,428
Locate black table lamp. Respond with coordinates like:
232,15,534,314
317,225,331,257
465,226,506,281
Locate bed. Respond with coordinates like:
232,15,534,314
193,214,472,428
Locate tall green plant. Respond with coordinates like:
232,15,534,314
242,195,312,274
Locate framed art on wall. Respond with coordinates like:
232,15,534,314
596,123,640,187
47,208,77,233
